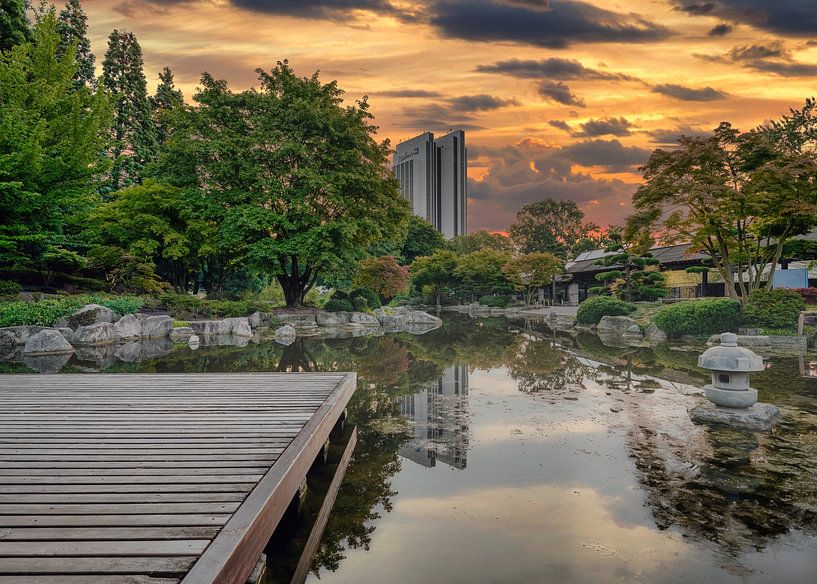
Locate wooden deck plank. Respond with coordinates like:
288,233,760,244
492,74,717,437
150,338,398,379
0,372,356,584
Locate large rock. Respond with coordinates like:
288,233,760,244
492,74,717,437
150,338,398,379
274,325,297,345
142,315,173,338
57,327,76,344
23,329,74,355
689,401,780,431
645,322,667,344
248,311,274,329
67,304,118,329
170,326,194,343
706,333,808,354
276,313,318,327
189,320,232,336
224,317,253,338
0,329,16,348
373,307,442,329
597,316,640,337
350,312,380,327
113,314,143,341
2,325,47,345
73,322,115,346
316,311,351,326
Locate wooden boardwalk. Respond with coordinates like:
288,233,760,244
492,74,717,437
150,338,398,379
0,372,356,584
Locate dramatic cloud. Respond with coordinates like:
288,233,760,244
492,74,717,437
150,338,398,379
697,41,817,77
396,94,515,131
448,94,517,112
428,0,670,49
708,23,733,36
538,81,585,107
574,116,634,137
548,120,572,132
651,83,728,101
475,57,638,81
232,0,410,21
646,124,709,145
672,1,817,37
375,89,444,98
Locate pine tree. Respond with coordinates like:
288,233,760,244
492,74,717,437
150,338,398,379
56,0,95,89
0,0,32,53
150,66,183,145
102,29,157,192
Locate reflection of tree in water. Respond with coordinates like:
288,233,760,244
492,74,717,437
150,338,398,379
276,338,317,372
508,338,584,395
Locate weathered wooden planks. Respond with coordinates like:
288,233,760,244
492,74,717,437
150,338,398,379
0,372,356,584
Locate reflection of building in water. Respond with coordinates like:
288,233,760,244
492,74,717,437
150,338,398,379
398,365,469,469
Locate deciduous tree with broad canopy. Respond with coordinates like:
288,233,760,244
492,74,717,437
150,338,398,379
354,255,409,300
503,252,563,305
156,62,410,306
509,198,600,260
410,250,459,309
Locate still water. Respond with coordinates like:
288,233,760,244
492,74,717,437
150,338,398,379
7,315,817,583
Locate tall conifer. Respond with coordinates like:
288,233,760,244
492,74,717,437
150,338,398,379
102,29,157,191
150,67,183,145
56,0,95,89
0,0,31,52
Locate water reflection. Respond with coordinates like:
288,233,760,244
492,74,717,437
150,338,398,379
3,315,816,581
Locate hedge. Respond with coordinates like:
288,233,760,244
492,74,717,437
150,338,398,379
743,288,805,329
325,298,353,312
479,295,508,308
0,295,144,327
653,299,741,337
576,295,636,325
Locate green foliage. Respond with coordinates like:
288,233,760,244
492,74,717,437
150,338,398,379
352,296,368,312
354,256,408,299
155,62,410,306
350,287,381,309
325,298,353,312
576,295,636,325
509,198,599,259
401,216,444,265
0,0,31,53
479,295,508,308
653,299,742,337
453,249,512,299
410,250,459,307
56,0,95,90
0,280,22,297
743,288,805,329
503,251,563,305
102,29,157,191
0,294,143,327
0,11,112,271
447,231,512,255
154,294,270,319
150,66,183,146
594,237,666,301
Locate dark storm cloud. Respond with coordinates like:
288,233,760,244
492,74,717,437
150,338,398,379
396,94,515,131
574,116,634,137
475,57,640,81
538,81,585,107
647,124,709,145
708,23,733,36
427,0,670,49
232,0,410,20
672,1,817,37
651,83,728,101
448,94,518,111
375,89,444,98
696,41,817,77
560,139,650,171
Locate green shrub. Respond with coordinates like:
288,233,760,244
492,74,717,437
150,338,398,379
576,295,636,325
156,294,270,319
350,287,381,309
743,288,805,329
653,298,741,337
479,295,508,308
352,296,368,311
89,295,144,315
0,280,22,297
64,275,109,291
325,298,353,312
0,294,145,327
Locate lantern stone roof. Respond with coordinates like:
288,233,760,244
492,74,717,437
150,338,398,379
697,333,764,372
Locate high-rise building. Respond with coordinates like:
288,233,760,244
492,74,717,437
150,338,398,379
393,130,467,239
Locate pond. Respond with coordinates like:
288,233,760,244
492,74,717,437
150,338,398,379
4,314,817,583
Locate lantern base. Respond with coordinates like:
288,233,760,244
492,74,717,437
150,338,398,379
703,384,758,408
690,401,780,431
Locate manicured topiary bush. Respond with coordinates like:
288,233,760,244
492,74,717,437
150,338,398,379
350,287,381,309
479,295,508,308
324,298,353,312
576,295,636,325
743,288,805,329
352,296,368,311
653,298,741,337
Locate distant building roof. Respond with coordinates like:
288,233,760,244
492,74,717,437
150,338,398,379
566,242,709,275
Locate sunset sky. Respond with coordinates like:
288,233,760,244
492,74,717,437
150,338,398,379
80,0,817,232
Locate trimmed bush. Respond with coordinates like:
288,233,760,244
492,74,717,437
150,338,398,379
352,296,368,311
0,280,22,298
653,298,741,337
479,295,508,308
350,287,381,309
325,298,353,312
576,295,636,325
0,295,144,327
743,288,805,329
155,294,270,319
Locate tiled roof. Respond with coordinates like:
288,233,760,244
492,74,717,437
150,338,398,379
566,243,709,274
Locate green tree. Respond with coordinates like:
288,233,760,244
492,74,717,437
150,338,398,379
447,230,512,254
629,110,817,303
150,66,183,146
410,250,459,309
0,0,31,53
453,248,512,300
592,236,666,302
354,255,409,300
56,0,94,90
155,62,410,306
0,11,111,274
102,29,157,192
503,252,563,305
509,198,599,259
401,215,445,264
88,180,199,292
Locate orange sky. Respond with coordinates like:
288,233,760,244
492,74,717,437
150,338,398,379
80,0,817,232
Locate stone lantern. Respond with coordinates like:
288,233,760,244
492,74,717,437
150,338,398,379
697,332,763,408
691,332,780,431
